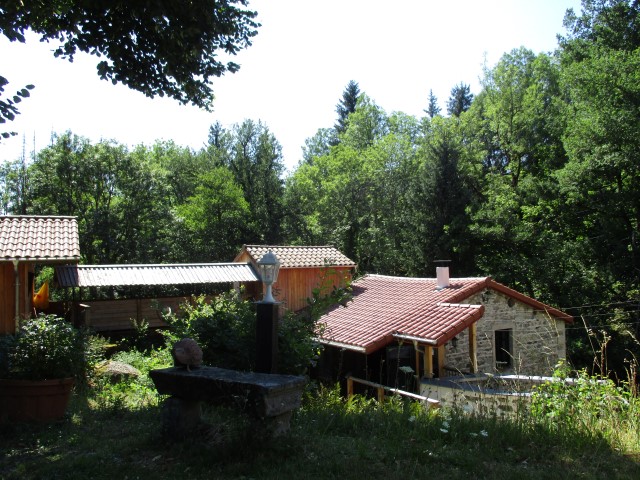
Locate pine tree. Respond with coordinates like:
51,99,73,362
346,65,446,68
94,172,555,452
446,82,474,117
334,80,361,136
424,89,441,118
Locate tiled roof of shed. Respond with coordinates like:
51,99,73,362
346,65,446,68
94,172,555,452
55,263,259,287
0,215,80,262
317,274,572,354
238,245,356,269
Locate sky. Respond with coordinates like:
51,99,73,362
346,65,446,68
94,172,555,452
0,0,583,172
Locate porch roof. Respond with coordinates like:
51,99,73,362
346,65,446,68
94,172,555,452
55,262,259,287
317,274,572,354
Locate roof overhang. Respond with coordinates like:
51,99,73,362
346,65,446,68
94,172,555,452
55,262,260,288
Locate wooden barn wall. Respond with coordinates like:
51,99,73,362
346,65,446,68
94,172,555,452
272,267,352,312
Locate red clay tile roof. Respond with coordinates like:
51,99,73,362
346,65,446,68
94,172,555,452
237,245,356,269
0,216,80,262
318,274,571,354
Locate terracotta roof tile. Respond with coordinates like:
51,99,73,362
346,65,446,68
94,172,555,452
318,274,487,353
0,216,80,262
239,245,356,268
318,274,572,354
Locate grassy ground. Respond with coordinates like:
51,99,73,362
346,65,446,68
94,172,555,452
1,386,639,480
1,349,639,479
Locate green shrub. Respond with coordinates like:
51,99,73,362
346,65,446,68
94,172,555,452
0,314,91,381
529,361,639,448
161,285,349,375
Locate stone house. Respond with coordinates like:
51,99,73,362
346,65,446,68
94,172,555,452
316,266,572,390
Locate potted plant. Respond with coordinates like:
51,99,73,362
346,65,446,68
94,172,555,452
0,314,88,422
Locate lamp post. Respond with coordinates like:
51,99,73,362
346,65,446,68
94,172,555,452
255,250,281,374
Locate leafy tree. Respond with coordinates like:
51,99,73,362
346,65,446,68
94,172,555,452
559,0,640,60
424,89,441,118
301,127,335,165
446,82,474,116
475,48,566,187
0,156,28,214
206,119,285,244
340,94,389,150
0,1,260,111
25,133,180,264
177,167,250,262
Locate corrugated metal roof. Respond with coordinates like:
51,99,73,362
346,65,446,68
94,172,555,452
237,244,356,268
55,263,259,287
0,215,80,262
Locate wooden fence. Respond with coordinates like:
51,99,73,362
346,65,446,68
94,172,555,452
80,297,186,332
346,375,440,409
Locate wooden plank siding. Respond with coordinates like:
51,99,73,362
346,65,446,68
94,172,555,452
271,267,352,312
0,263,15,334
0,262,33,334
235,249,352,312
83,297,185,331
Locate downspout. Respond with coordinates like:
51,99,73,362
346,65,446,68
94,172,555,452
13,259,20,332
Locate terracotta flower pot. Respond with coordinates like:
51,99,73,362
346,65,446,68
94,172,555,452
0,377,74,423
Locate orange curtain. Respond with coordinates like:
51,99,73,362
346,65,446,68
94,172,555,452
33,281,49,310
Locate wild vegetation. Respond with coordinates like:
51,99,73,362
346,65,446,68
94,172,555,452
1,341,638,479
1,1,640,376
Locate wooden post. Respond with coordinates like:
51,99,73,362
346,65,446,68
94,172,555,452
424,346,433,378
256,302,279,373
377,386,385,403
469,323,478,373
437,345,446,378
346,376,354,398
414,344,421,379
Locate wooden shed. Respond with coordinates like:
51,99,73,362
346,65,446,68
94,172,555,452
0,216,81,334
53,263,260,331
234,245,356,312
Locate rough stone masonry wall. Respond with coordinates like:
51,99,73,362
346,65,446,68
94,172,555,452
443,290,566,377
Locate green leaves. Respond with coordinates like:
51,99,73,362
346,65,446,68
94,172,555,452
0,78,35,139
2,314,87,381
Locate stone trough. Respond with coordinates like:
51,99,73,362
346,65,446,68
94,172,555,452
149,366,306,439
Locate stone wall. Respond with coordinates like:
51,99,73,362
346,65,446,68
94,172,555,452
442,289,566,376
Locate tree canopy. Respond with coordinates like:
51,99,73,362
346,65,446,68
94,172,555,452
0,0,259,111
3,0,640,377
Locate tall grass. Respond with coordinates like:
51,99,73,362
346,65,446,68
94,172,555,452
1,346,639,479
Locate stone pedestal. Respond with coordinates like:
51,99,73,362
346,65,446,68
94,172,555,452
150,366,306,439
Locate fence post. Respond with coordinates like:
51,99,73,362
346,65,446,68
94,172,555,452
347,376,354,399
377,386,385,403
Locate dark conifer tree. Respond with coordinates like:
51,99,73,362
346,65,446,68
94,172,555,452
424,89,441,118
334,80,361,136
446,82,474,117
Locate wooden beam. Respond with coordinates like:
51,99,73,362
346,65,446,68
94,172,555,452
423,346,433,378
469,323,478,373
437,345,446,378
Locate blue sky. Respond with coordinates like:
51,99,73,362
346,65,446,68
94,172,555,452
0,0,582,171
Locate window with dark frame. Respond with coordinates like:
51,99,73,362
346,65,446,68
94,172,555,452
495,328,513,369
